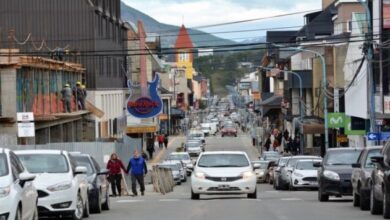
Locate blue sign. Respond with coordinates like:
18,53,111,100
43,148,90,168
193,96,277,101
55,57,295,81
367,132,380,141
381,132,390,141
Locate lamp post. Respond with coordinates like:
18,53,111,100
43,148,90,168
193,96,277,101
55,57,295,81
271,43,329,151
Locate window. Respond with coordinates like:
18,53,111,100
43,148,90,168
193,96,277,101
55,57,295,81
73,156,95,176
365,149,382,168
347,20,352,32
18,154,69,173
198,154,250,168
324,150,361,165
0,153,8,177
179,52,189,62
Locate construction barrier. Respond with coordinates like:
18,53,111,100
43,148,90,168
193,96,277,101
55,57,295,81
151,166,175,195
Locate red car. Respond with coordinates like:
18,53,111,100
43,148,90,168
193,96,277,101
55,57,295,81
221,125,237,137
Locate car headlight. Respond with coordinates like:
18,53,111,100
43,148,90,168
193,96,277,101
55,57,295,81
194,172,206,179
47,181,72,192
242,171,255,179
323,170,340,181
187,164,194,168
0,186,11,198
256,170,265,176
293,172,304,178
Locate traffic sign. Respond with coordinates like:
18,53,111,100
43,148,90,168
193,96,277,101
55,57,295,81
381,132,390,141
367,132,380,141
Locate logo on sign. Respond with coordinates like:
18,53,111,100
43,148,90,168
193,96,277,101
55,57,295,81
127,97,159,115
328,113,345,128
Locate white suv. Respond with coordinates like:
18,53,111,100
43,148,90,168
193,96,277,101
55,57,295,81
191,151,259,200
0,148,38,220
16,150,89,220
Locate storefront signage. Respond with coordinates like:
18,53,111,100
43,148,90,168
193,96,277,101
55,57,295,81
126,126,157,134
328,112,345,128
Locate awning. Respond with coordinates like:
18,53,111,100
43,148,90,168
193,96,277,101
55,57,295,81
259,96,282,116
302,123,325,134
171,107,185,118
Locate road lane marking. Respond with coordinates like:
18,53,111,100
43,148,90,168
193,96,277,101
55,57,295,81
117,200,144,203
159,199,180,202
280,198,303,201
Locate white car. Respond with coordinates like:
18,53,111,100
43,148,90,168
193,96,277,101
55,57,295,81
188,130,205,144
191,151,259,200
290,159,322,190
16,150,89,220
0,148,38,220
185,140,204,157
166,152,193,176
200,124,211,136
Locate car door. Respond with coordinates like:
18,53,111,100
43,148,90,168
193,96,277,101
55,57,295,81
91,157,108,201
351,150,364,190
10,152,34,220
69,155,88,203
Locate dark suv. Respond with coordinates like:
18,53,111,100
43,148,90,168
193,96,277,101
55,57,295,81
316,148,363,202
351,146,382,210
370,142,390,218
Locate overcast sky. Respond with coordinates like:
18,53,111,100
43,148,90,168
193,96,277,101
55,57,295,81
122,0,322,41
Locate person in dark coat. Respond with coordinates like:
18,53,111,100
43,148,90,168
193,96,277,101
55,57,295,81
127,150,148,196
106,153,126,197
146,138,155,159
163,134,169,149
264,137,271,152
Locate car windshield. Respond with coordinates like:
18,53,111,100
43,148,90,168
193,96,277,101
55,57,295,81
253,161,269,169
189,133,203,138
18,154,69,173
187,142,201,148
160,164,179,171
296,161,319,170
264,155,280,161
0,153,8,177
278,158,289,166
365,149,382,168
73,156,94,175
168,154,190,161
287,157,318,167
324,150,361,165
198,154,249,168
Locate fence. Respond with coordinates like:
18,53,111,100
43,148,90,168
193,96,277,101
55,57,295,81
151,166,175,195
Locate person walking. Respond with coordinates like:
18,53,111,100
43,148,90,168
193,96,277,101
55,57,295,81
158,134,164,149
127,150,148,196
61,84,72,113
163,134,169,149
106,153,126,197
146,138,155,160
75,81,85,110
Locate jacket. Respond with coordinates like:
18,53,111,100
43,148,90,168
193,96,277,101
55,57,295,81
106,159,126,175
127,157,147,176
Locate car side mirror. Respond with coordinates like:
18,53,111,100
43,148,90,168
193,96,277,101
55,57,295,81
98,169,109,175
352,163,361,168
19,172,36,187
253,163,261,170
313,162,322,167
75,166,88,175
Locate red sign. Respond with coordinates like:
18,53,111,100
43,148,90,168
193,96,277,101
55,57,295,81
127,97,159,115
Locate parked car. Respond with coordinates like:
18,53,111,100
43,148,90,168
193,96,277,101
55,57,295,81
370,142,390,217
191,151,259,200
158,163,181,185
16,150,90,220
262,153,281,162
273,157,290,189
316,148,363,202
252,161,270,183
71,153,110,213
290,159,322,190
279,156,321,190
351,146,382,210
221,124,238,137
185,140,204,157
0,148,38,220
163,160,186,182
166,152,193,176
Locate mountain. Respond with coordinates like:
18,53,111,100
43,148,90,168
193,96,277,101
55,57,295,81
120,1,235,48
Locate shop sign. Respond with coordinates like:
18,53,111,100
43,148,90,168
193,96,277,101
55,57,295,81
328,112,345,128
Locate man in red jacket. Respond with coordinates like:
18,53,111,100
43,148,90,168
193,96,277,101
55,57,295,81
106,153,126,197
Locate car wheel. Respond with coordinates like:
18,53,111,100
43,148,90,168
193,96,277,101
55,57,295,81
289,184,296,191
83,196,90,218
318,185,329,202
91,191,102,214
370,185,382,215
353,188,360,207
248,188,257,199
15,205,21,220
102,191,110,211
191,190,200,200
360,187,370,211
383,189,390,218
72,193,84,220
177,181,181,185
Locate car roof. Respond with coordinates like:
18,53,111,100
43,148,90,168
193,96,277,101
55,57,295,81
14,149,66,155
0,148,10,154
296,159,322,163
327,147,363,152
170,152,190,155
161,161,180,165
201,151,246,155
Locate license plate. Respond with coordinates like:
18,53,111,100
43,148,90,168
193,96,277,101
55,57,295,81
218,184,230,189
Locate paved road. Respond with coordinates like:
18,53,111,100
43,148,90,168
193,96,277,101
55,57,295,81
87,133,383,220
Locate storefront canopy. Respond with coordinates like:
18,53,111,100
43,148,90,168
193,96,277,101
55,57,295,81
259,95,282,116
171,107,185,118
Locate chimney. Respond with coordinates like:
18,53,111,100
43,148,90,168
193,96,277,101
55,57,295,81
322,0,335,9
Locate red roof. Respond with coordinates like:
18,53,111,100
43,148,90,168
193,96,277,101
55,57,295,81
175,25,193,49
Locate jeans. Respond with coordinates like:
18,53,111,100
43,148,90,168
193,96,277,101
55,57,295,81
131,174,145,195
109,174,122,196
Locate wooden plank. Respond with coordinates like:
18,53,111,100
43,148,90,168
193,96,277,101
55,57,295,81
86,100,105,118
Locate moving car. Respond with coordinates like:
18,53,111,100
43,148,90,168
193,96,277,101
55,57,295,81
158,162,182,185
290,159,322,190
0,148,38,220
188,130,205,144
185,140,204,157
351,146,382,210
166,152,193,176
251,161,270,183
273,157,290,189
316,148,363,202
279,156,321,190
16,150,90,220
200,123,212,136
191,151,259,200
369,142,390,217
221,124,238,137
71,153,110,213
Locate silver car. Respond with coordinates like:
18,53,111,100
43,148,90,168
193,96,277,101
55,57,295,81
167,152,193,176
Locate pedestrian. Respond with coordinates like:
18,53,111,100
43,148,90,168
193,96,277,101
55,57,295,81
127,150,148,196
74,81,85,110
158,134,164,149
163,134,169,149
250,127,256,147
292,137,300,155
146,138,155,160
264,137,271,152
106,153,126,197
61,84,72,113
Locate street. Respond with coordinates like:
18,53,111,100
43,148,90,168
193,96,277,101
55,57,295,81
87,133,381,220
